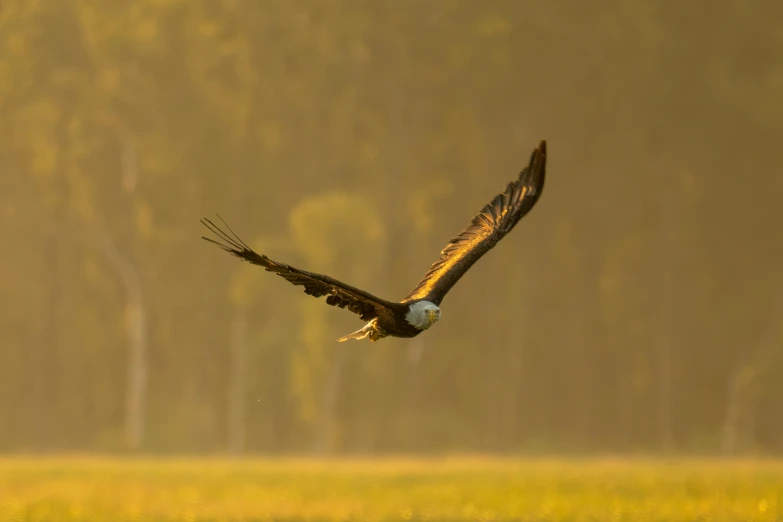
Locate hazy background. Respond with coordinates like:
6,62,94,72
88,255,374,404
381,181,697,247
1,0,781,456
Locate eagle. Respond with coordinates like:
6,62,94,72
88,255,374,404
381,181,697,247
202,140,547,342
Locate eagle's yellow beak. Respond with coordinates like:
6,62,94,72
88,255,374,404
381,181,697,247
426,309,437,325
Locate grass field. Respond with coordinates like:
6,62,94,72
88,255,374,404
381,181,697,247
1,457,781,521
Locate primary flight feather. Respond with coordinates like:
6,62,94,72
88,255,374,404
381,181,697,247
202,140,547,342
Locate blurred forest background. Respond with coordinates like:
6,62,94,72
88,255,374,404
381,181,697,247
1,0,782,456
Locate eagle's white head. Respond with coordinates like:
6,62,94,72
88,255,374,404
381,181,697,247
405,301,441,330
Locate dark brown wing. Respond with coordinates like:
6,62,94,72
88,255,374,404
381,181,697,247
201,217,400,321
402,140,547,305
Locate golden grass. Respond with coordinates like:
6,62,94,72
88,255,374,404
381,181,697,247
0,456,781,521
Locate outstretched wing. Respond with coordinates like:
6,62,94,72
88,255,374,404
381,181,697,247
201,217,399,321
403,140,547,305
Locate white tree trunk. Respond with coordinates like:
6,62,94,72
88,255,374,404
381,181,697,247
721,366,755,456
658,192,674,451
227,306,248,454
98,236,148,450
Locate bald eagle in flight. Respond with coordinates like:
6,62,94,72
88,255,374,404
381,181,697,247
202,140,547,342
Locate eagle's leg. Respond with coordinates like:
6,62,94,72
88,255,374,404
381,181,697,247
336,319,385,342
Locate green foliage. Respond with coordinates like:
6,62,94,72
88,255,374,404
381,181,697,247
288,191,386,440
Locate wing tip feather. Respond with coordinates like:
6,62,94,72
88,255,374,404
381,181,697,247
518,139,547,193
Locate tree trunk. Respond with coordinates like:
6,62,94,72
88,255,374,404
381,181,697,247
720,300,781,456
311,343,348,455
30,123,69,448
29,223,60,449
403,336,425,450
227,306,248,454
721,366,755,456
500,317,524,450
98,236,148,450
658,193,674,452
